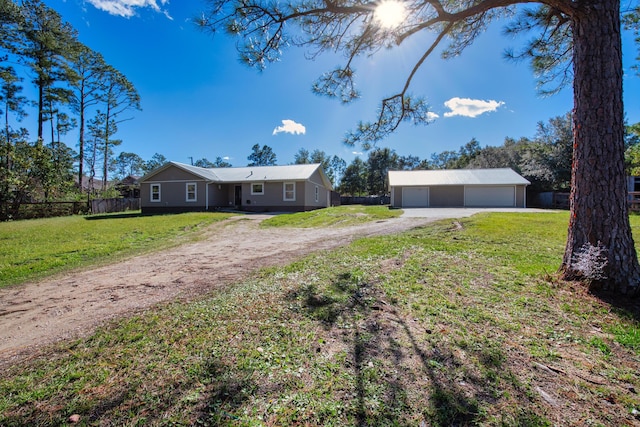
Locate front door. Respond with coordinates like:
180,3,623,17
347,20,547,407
234,185,242,208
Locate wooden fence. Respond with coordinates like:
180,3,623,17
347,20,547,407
13,198,140,219
91,197,140,214
18,201,89,219
629,192,640,212
340,195,391,205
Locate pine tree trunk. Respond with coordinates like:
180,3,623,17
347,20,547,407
561,0,640,294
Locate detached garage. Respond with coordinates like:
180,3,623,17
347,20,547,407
389,168,530,208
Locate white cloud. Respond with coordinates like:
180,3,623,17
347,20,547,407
222,156,231,161
426,111,440,120
272,119,306,136
352,151,364,156
86,0,171,19
443,97,504,118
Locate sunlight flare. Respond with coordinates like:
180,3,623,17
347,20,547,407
374,0,407,29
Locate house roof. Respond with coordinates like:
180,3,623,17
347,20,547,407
141,161,332,189
388,168,530,187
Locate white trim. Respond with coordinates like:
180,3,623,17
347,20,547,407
150,183,161,202
283,182,296,201
251,182,264,195
186,182,197,202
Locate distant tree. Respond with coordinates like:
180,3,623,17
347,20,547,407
626,144,640,177
212,156,232,167
293,148,345,185
627,122,640,148
293,147,311,164
98,66,140,188
467,141,524,172
0,65,29,146
85,112,109,191
194,157,215,168
247,143,277,166
397,155,422,170
69,45,108,189
626,123,640,176
339,157,367,196
143,152,167,173
0,129,31,219
17,0,79,141
429,139,482,170
531,113,572,190
366,148,398,195
429,150,459,170
328,155,346,187
113,152,144,179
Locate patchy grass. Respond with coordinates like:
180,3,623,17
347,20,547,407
260,205,402,228
2,212,640,426
0,211,234,288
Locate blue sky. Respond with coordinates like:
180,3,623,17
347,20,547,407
35,0,640,169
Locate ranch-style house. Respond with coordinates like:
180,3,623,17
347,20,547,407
139,162,333,213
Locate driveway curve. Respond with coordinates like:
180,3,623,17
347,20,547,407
0,214,440,367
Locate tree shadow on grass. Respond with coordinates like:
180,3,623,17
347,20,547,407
84,212,148,220
194,359,256,425
592,288,640,322
288,270,487,426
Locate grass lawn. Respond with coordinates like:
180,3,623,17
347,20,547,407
2,211,640,425
0,211,234,288
260,205,402,228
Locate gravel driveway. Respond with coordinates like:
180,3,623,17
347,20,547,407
0,214,438,367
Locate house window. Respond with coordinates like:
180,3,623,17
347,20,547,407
251,183,264,195
150,184,161,202
315,186,319,202
186,182,197,202
283,182,296,201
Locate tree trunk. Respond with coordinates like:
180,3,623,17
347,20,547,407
561,0,640,294
78,84,85,191
37,83,44,141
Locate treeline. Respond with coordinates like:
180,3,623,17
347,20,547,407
0,0,140,220
338,113,640,196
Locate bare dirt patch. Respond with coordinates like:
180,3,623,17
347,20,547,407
0,214,435,367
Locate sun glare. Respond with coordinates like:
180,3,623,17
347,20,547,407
374,0,407,29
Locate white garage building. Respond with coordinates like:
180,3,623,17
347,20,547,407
388,168,530,208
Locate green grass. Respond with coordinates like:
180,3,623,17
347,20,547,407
260,205,402,228
2,211,640,425
0,211,233,287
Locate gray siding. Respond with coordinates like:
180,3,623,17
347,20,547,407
141,179,207,211
430,186,464,207
391,184,528,208
516,186,526,208
209,183,231,208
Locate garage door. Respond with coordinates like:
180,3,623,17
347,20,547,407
403,187,429,207
465,186,515,207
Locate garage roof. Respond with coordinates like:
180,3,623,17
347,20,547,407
388,168,530,187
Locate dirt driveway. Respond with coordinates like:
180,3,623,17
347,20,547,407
0,214,437,367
